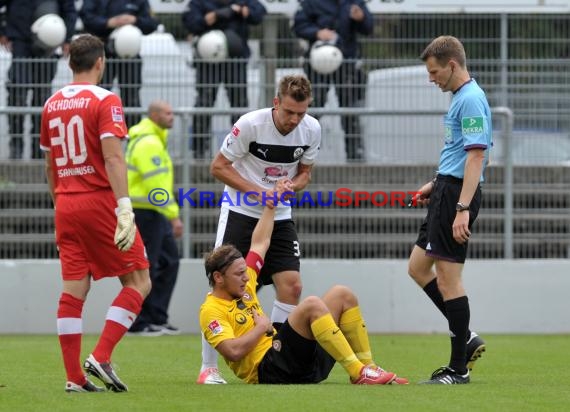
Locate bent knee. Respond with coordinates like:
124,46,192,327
302,295,328,313
327,285,358,306
408,262,432,286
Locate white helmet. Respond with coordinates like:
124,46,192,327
196,30,227,61
309,41,344,74
109,25,143,58
31,13,66,50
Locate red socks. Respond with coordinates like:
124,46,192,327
57,293,85,384
91,287,143,363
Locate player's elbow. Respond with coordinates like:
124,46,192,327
210,160,221,179
104,151,125,168
44,162,52,178
224,351,243,363
210,154,227,180
221,346,247,363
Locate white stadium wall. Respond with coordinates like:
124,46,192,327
1,259,569,334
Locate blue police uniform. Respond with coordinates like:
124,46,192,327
293,0,373,162
0,0,76,159
80,0,159,127
182,0,266,159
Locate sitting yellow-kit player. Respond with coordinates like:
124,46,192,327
199,185,408,385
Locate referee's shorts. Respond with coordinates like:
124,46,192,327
415,174,481,263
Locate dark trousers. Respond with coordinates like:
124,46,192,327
7,41,58,159
101,56,143,128
192,60,248,158
305,61,367,162
131,209,180,329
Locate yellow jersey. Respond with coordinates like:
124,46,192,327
199,251,274,383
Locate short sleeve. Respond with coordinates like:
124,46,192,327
220,117,254,162
200,303,235,349
460,97,490,150
300,120,321,165
98,94,128,140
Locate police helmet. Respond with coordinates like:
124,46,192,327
309,41,344,75
196,30,228,61
31,13,67,50
195,29,244,61
108,25,143,58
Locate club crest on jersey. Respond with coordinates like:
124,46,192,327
231,125,240,137
272,340,282,352
208,319,223,335
111,106,124,122
235,313,247,325
293,147,304,160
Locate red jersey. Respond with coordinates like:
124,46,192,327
40,83,128,194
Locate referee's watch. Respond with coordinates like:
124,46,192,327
456,202,470,212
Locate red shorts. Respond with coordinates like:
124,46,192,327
55,190,149,281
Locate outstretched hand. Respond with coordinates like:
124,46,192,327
276,178,295,202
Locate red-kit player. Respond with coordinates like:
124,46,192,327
40,34,151,393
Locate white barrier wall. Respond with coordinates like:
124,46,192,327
1,259,569,334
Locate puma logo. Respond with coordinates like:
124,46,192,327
257,148,269,158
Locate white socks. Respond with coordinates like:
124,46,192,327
200,333,219,372
271,300,297,323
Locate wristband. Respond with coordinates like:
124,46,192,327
117,197,132,209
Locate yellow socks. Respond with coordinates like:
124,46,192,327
311,313,363,379
339,306,374,366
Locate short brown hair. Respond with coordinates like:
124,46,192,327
277,74,312,102
204,244,243,287
69,34,105,73
420,35,466,68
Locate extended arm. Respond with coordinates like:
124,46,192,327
249,206,276,261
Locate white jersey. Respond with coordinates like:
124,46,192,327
219,107,321,219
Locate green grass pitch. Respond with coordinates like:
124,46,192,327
1,334,569,412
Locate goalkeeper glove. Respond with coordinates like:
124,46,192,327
114,197,136,252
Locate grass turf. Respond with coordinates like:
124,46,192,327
1,334,569,412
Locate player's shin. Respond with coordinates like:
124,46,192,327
339,306,373,366
310,313,363,380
